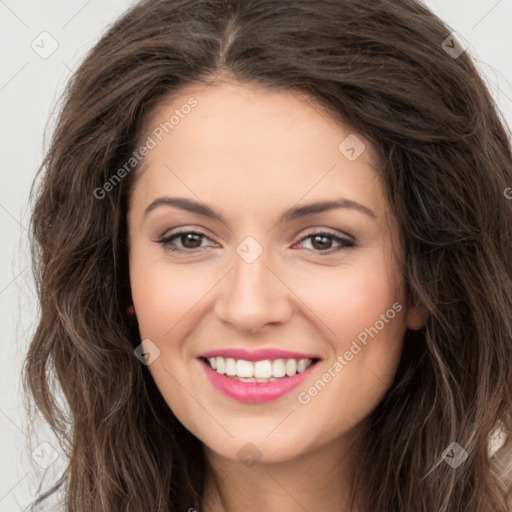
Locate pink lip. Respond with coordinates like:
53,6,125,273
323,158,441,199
198,358,320,403
198,348,321,362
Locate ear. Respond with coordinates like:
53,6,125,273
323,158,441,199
405,302,428,331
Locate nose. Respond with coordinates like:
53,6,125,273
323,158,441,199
214,246,293,334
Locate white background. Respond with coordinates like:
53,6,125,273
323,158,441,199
1,0,511,509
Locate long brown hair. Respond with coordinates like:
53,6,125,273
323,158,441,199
24,0,512,510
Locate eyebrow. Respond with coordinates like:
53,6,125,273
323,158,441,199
143,196,377,223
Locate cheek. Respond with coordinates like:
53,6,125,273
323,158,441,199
297,255,402,339
129,251,210,339
333,257,406,376
296,250,406,401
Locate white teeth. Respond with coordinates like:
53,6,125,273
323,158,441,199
225,358,237,376
271,359,286,378
216,357,225,374
233,376,278,382
205,356,315,379
285,359,297,376
254,360,272,379
236,359,254,378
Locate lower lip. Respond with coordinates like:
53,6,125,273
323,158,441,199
199,358,319,403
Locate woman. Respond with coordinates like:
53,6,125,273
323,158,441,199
24,0,512,510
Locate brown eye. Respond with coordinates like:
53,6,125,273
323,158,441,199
297,231,355,254
176,232,203,249
157,230,213,253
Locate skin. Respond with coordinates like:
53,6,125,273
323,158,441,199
127,80,427,512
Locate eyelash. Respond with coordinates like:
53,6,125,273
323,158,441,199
155,228,356,255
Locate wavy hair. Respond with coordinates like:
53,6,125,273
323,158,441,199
24,0,512,510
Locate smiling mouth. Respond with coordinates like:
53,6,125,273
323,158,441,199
199,356,321,382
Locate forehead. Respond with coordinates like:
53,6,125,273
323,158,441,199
141,80,379,164
129,81,388,224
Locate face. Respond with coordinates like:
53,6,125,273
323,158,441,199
127,81,426,464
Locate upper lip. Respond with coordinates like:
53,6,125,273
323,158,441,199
198,348,322,362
